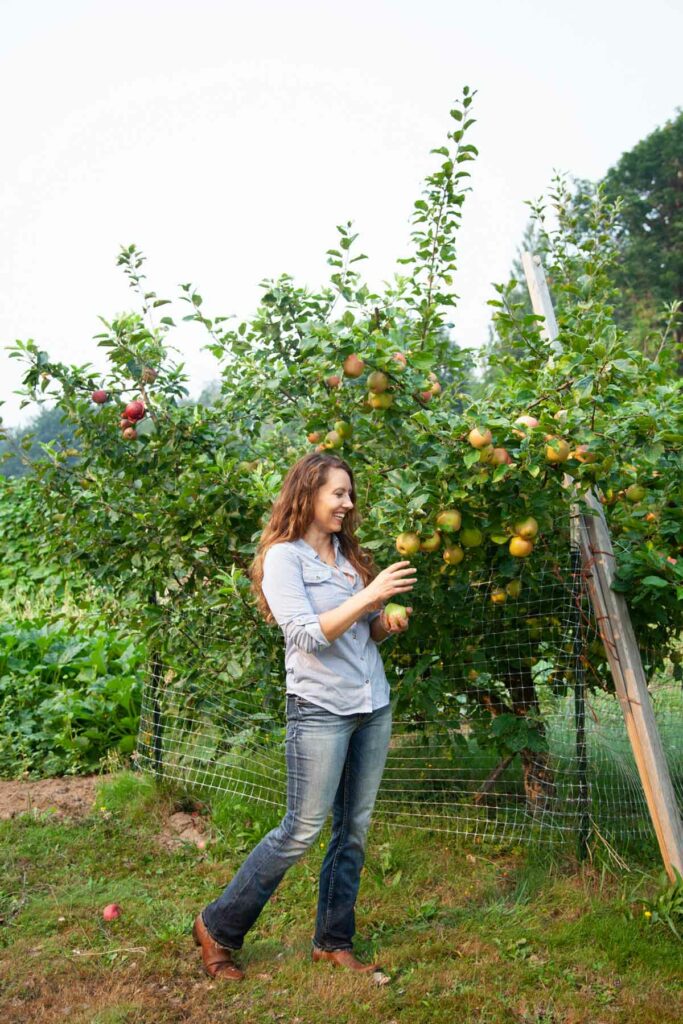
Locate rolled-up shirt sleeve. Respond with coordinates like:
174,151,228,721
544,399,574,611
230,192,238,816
262,545,332,653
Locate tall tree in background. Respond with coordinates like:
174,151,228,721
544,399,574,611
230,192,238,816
596,110,682,353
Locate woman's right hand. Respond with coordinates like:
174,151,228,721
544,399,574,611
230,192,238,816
363,561,417,612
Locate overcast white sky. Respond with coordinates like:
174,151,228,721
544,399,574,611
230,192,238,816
1,0,681,428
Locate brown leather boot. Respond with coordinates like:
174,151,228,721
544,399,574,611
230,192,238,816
311,947,380,973
192,914,244,980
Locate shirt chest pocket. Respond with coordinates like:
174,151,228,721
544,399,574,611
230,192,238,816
301,565,337,612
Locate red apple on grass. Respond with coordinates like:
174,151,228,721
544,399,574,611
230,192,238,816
102,903,122,922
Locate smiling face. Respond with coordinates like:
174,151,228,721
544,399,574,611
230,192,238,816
310,467,355,535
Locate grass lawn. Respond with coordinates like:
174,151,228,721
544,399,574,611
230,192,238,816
0,771,681,1024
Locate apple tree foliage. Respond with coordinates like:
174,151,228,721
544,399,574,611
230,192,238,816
6,88,683,791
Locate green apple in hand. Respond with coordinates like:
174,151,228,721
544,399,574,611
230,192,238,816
383,603,411,631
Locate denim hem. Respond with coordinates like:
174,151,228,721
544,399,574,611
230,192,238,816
200,910,241,951
312,938,354,953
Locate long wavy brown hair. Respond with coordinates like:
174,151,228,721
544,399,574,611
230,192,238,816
250,452,377,624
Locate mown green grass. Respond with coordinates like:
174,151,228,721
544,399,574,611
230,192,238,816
0,771,681,1024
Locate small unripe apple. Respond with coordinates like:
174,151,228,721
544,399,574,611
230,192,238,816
417,389,433,402
479,445,495,464
513,516,539,541
505,579,522,599
443,544,464,565
369,391,393,410
307,431,322,443
396,531,421,556
102,903,122,921
436,509,462,533
625,484,646,503
325,374,342,389
119,418,133,430
91,389,108,404
367,371,389,393
545,437,570,463
392,351,408,370
334,420,353,439
123,400,146,422
490,587,507,605
122,427,138,441
323,430,343,449
460,527,483,548
343,354,365,378
420,532,442,553
509,536,534,557
468,427,492,449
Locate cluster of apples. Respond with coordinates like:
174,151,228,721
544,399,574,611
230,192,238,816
307,420,353,451
118,400,146,440
395,507,540,565
324,351,441,409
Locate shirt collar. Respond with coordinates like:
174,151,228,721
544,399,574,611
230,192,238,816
296,534,341,562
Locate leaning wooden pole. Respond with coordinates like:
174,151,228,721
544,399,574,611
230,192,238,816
522,252,683,881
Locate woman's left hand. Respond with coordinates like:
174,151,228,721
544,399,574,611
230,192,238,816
379,606,413,633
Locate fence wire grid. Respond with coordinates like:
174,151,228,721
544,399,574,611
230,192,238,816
136,545,683,853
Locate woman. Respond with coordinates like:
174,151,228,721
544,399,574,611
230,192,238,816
193,451,416,980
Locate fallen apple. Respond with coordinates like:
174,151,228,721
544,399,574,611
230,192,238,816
102,903,122,922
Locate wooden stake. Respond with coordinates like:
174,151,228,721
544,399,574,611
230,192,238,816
522,252,683,881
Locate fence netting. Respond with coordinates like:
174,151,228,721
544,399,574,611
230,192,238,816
135,544,682,853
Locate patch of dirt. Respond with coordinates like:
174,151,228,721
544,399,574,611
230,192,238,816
0,775,111,821
155,811,209,851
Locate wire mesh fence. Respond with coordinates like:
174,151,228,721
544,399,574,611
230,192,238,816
135,544,683,853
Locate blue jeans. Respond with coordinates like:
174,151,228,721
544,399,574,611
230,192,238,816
201,695,392,952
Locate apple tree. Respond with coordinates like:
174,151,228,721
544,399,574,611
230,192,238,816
8,88,682,809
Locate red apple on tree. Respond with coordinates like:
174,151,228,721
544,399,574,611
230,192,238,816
343,354,365,378
325,374,342,389
468,427,492,449
91,390,109,404
123,400,146,422
122,427,138,441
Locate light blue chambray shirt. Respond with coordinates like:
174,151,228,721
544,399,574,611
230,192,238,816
261,535,389,715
